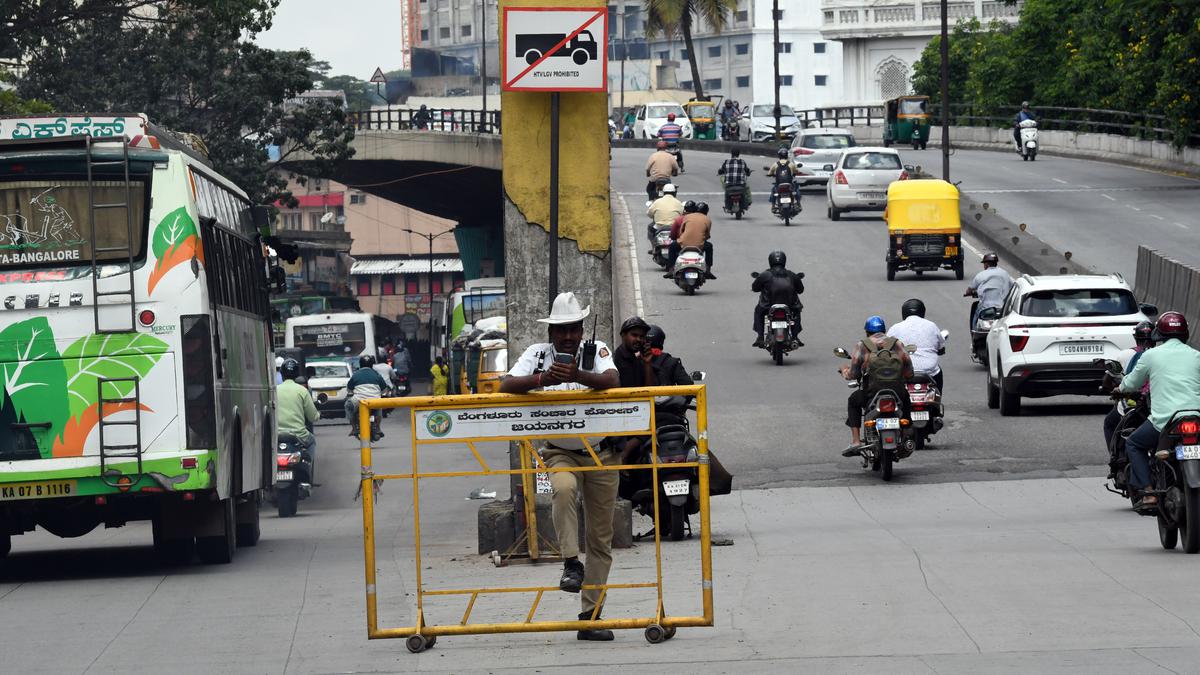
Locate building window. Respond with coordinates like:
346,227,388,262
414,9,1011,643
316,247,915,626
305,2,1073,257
461,24,471,37
736,10,748,22
308,212,323,231
657,50,669,60
680,80,693,90
381,276,396,295
356,278,372,296
707,45,721,57
432,278,443,294
350,192,366,205
680,49,688,60
815,75,828,86
439,26,451,39
777,43,792,54
814,42,826,54
405,277,420,294
421,28,429,41
704,78,721,90
282,212,302,230
778,75,793,86
734,43,748,56
736,75,750,88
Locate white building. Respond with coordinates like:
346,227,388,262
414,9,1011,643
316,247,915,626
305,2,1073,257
820,0,1022,101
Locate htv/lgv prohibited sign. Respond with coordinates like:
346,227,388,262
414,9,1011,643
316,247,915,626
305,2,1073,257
502,7,608,92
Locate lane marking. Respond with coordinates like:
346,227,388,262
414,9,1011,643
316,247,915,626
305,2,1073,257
1174,222,1190,230
613,195,645,317
1150,214,1165,221
1052,178,1069,185
1126,204,1142,212
966,185,1200,194
1102,194,1116,201
961,238,982,257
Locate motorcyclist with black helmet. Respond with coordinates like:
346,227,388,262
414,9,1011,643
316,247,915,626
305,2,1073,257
751,250,805,347
766,147,801,208
345,354,389,441
277,358,319,457
886,298,946,393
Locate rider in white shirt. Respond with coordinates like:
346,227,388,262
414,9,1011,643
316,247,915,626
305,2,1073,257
886,298,946,392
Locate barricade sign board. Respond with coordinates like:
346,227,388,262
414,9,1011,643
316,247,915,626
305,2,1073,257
415,400,650,440
502,7,607,91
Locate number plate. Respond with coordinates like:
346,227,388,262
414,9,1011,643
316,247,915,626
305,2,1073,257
911,411,930,421
662,479,690,496
321,389,339,397
860,191,886,199
685,272,699,279
1177,445,1200,460
275,471,293,482
876,418,900,430
0,479,77,501
770,321,789,329
1059,343,1104,355
780,197,792,204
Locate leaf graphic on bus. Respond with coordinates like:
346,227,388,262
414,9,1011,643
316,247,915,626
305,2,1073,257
0,318,70,459
147,206,203,295
62,332,168,420
52,400,153,458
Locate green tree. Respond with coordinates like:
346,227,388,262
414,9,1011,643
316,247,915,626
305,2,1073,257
645,0,737,101
320,74,385,110
10,1,354,206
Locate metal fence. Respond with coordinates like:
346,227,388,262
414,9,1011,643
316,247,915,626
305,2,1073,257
349,108,501,134
1135,246,1200,349
940,104,1200,147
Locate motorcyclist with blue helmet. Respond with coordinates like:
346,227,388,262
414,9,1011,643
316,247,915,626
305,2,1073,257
840,315,914,456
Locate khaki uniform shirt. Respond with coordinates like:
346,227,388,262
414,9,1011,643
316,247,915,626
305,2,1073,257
647,195,684,227
676,212,712,249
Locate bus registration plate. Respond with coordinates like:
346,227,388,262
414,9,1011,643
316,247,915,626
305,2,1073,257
0,479,77,501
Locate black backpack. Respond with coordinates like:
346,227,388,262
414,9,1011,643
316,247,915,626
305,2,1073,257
773,160,794,184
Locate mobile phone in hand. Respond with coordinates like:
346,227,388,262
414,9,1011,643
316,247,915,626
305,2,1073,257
553,353,574,365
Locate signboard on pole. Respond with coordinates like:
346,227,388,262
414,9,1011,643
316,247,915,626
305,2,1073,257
501,7,607,92
369,67,388,84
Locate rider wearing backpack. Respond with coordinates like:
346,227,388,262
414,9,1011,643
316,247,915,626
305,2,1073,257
766,147,800,208
839,315,914,457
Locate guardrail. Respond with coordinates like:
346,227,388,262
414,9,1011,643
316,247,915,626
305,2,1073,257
1135,246,1200,349
939,104,1200,148
349,108,501,134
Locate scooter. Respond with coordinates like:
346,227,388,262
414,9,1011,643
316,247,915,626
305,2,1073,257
671,246,707,295
769,182,801,226
1016,119,1038,161
722,183,748,220
273,433,315,517
967,295,998,368
651,227,673,268
665,142,684,172
620,393,703,541
759,303,800,365
393,374,412,396
907,373,943,450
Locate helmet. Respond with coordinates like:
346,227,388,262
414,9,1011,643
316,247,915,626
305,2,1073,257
645,325,666,349
696,201,709,215
359,354,376,368
768,250,786,267
901,298,926,319
1021,101,1030,108
731,148,741,157
667,112,676,121
777,147,788,159
620,316,650,335
981,252,999,265
864,315,886,334
280,358,301,381
683,200,698,213
1152,311,1189,343
662,183,677,194
275,356,284,369
656,139,667,150
1133,320,1155,345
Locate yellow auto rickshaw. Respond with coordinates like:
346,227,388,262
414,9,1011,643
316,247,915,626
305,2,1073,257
684,96,721,140
883,95,931,150
884,179,963,281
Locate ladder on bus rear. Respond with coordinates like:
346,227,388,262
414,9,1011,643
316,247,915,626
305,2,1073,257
86,134,137,334
97,377,145,487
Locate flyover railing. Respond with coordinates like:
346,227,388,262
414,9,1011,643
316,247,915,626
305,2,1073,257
940,104,1200,148
349,108,501,134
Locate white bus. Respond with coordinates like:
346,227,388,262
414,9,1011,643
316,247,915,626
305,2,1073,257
284,312,376,364
0,113,276,564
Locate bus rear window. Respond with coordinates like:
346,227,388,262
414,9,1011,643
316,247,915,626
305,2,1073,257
291,322,367,360
0,179,148,267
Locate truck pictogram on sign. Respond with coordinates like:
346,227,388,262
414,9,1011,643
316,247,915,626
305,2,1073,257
502,7,608,92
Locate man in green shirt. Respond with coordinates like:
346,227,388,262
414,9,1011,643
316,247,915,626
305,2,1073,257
1119,312,1200,510
277,359,319,456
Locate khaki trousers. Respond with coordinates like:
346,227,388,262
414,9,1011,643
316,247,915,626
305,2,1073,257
541,445,619,614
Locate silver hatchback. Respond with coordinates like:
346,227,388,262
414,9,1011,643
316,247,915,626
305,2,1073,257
790,128,856,185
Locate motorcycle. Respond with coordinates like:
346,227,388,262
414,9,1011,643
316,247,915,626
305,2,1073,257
393,374,412,396
273,433,315,517
650,226,673,268
664,142,684,172
769,182,801,226
671,246,707,295
1016,119,1038,161
1140,409,1200,553
620,391,704,541
1097,358,1149,504
967,295,998,368
646,176,672,202
835,345,918,481
750,271,804,365
722,182,748,220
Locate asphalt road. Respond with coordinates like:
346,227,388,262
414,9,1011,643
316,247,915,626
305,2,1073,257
613,147,1125,489
909,147,1200,278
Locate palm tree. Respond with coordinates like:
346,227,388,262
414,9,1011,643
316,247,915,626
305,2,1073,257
645,0,737,101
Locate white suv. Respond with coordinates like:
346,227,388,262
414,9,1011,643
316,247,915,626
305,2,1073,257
985,274,1157,416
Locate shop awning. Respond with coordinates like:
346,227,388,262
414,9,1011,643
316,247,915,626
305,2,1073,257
350,257,463,275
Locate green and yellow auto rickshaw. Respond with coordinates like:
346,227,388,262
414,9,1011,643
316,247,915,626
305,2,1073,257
684,96,721,140
883,95,931,150
884,179,964,281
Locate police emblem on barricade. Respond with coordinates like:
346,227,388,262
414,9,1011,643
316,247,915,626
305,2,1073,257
425,411,452,437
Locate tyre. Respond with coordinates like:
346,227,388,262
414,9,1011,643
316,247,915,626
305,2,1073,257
783,217,790,226
668,504,686,541
1160,514,1179,550
735,210,742,220
915,433,926,451
277,485,299,518
986,373,1000,409
1022,154,1029,161
999,388,1021,417
773,343,783,366
881,448,894,481
886,262,897,281
684,286,695,296
196,498,236,565
830,205,842,221
1030,151,1037,161
954,260,965,281
236,493,261,547
1182,485,1200,553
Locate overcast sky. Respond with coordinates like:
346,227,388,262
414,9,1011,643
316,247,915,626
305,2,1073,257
256,0,403,79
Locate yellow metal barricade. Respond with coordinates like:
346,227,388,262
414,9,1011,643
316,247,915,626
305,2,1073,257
357,385,714,652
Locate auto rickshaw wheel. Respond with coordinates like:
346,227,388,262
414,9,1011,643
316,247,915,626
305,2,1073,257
921,141,928,150
953,260,964,280
883,138,892,148
886,262,897,281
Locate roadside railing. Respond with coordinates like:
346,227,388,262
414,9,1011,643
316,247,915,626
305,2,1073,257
349,108,501,134
939,104,1200,147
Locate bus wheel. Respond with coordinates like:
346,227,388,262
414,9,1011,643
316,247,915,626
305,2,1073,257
197,498,236,565
236,492,261,547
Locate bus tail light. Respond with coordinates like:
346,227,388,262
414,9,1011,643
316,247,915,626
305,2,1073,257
138,309,155,326
181,315,217,450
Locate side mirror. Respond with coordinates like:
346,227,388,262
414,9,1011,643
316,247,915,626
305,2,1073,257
1140,303,1158,317
691,370,706,381
833,347,851,359
904,164,915,172
750,271,759,278
978,307,1001,321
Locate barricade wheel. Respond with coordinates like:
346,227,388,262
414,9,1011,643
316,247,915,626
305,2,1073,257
664,626,677,640
645,624,666,644
406,634,430,653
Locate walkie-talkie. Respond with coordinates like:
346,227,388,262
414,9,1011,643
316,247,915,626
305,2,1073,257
581,314,598,370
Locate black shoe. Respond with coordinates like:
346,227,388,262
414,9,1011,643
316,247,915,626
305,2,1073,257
704,271,717,280
560,559,584,593
794,339,805,347
348,429,359,437
752,338,764,348
577,610,614,641
662,272,673,279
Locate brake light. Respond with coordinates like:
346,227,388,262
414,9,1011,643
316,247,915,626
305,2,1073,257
771,309,787,320
834,170,848,185
1009,335,1029,352
794,147,814,155
1178,419,1200,444
138,309,155,326
277,454,293,468
898,170,909,181
911,403,926,411
879,398,897,413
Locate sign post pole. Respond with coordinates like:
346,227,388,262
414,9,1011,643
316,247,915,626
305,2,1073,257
549,91,560,308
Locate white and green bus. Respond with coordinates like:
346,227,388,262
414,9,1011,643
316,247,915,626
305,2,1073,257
0,113,277,564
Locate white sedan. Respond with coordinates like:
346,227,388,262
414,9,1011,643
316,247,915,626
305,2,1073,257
826,147,910,221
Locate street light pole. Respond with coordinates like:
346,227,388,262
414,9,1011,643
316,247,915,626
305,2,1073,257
772,0,781,142
480,0,489,132
403,227,455,359
940,0,950,181
619,4,626,114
